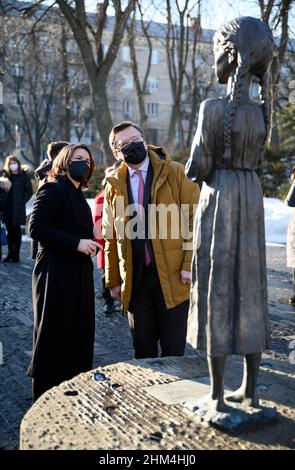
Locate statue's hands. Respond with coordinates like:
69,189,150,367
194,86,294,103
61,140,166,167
180,270,191,285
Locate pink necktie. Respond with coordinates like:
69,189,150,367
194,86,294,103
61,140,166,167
136,170,151,266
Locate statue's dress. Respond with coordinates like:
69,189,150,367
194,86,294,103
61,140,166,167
186,96,270,356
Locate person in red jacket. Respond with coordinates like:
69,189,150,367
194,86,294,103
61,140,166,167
93,162,121,314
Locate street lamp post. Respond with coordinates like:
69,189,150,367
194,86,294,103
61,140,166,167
15,124,21,159
13,64,24,160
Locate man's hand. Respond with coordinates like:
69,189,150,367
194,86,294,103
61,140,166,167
110,285,121,301
77,239,99,257
180,270,191,285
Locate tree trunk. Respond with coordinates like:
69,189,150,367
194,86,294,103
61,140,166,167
91,76,115,165
61,24,71,142
167,103,179,149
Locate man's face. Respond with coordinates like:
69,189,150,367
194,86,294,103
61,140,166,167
113,126,147,163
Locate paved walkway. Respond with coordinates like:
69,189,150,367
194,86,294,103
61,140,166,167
0,242,295,449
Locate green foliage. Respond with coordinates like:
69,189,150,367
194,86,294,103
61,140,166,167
261,148,290,199
278,104,295,156
31,178,39,195
171,147,190,166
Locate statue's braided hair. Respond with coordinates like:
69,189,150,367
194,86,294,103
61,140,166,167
223,61,249,166
214,17,274,167
259,71,271,147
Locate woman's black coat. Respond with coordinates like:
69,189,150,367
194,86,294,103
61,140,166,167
28,177,95,382
4,170,33,226
0,188,7,221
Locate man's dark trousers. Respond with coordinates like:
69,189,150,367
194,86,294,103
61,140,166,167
127,264,189,359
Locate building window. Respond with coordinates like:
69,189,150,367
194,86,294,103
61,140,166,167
13,64,24,78
151,50,159,65
198,82,206,97
83,128,92,145
122,46,131,62
97,149,104,165
102,43,108,58
251,77,260,101
146,128,158,145
147,103,158,116
66,39,77,54
146,76,158,93
195,55,205,67
0,114,4,143
14,95,25,106
123,74,133,89
39,34,49,47
71,100,78,117
123,100,132,117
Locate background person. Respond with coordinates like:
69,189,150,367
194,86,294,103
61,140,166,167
0,173,12,261
31,140,69,259
2,155,33,263
286,166,295,303
93,161,122,315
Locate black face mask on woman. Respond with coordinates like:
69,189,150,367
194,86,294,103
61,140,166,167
69,161,90,183
121,141,147,165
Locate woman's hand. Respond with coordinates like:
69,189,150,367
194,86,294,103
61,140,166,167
77,239,99,257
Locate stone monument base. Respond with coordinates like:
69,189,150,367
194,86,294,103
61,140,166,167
186,396,277,433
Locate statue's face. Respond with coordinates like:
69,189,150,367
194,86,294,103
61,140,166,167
214,43,237,84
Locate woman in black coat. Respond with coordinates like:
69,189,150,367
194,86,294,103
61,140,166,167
0,174,12,261
3,155,33,262
28,143,99,401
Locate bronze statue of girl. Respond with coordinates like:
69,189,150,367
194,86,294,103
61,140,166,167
186,17,274,413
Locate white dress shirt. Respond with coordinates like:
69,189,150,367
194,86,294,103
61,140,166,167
127,156,150,204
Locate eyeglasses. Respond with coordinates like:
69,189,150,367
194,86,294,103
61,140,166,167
114,136,143,152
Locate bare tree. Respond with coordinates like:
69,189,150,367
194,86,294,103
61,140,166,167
165,0,191,148
52,0,135,164
60,19,71,142
0,24,65,167
127,0,153,130
183,6,215,148
258,0,294,152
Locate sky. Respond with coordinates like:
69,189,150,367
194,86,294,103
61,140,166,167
82,0,294,35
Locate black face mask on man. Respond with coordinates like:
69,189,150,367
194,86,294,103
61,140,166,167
69,160,90,183
121,141,147,165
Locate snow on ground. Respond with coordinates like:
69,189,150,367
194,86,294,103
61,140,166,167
24,196,292,246
264,197,292,245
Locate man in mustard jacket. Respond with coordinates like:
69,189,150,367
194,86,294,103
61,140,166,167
102,121,199,359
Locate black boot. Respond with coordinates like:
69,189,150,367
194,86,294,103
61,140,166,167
289,269,295,304
3,253,13,262
11,246,20,263
11,253,20,263
103,303,114,315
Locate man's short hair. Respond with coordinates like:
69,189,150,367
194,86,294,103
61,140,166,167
47,141,70,161
109,121,144,151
